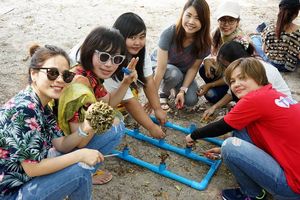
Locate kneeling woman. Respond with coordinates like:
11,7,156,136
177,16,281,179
0,45,101,199
186,57,300,199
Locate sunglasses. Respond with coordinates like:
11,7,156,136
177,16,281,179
95,50,126,65
32,67,75,83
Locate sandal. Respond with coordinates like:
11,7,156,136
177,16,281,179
160,98,170,111
92,170,113,185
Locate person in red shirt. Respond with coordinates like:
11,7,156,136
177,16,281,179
186,57,300,200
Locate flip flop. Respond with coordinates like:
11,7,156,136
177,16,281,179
160,98,170,111
92,170,113,185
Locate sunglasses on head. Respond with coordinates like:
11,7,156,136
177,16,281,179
32,67,75,83
95,50,126,65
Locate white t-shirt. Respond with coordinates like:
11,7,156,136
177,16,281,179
104,53,153,100
68,41,153,101
227,60,291,97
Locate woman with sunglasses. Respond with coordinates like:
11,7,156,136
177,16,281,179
0,44,102,199
151,0,211,110
186,57,300,200
197,1,251,104
102,12,167,139
60,26,138,185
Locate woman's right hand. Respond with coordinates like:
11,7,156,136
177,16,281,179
122,57,139,85
77,148,104,166
148,124,166,139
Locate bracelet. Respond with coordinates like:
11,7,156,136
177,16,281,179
77,126,88,137
180,86,188,94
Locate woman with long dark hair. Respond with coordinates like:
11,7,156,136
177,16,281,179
151,0,211,110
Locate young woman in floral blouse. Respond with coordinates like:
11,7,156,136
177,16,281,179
0,45,102,199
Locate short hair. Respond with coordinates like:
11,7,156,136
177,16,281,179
224,57,269,86
80,26,126,72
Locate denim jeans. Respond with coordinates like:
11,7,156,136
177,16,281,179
3,122,125,200
222,129,300,199
198,65,228,103
159,64,199,107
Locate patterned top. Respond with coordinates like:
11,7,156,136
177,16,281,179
0,86,63,196
262,24,300,71
69,65,108,123
74,65,108,99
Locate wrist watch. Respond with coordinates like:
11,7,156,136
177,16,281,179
180,87,188,94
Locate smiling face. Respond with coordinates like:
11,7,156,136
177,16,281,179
91,48,123,79
31,55,70,105
218,16,239,36
182,6,202,36
229,66,261,99
126,31,146,55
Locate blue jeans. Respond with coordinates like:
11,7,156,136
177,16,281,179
3,122,125,200
199,65,228,103
159,64,199,107
222,129,300,199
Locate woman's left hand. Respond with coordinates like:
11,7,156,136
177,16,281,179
123,57,139,85
196,84,210,96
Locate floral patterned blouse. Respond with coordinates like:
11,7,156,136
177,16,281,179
0,86,63,196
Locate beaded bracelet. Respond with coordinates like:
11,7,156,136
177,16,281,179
77,126,88,137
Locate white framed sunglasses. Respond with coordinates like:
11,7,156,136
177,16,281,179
94,50,126,65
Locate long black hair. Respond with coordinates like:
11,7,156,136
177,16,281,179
175,0,211,57
113,12,147,84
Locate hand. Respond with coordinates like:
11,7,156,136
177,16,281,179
148,124,166,139
175,92,184,109
196,84,210,96
202,147,221,160
185,134,196,147
77,148,104,166
154,108,167,125
201,106,216,121
122,57,139,85
81,118,95,135
204,58,216,79
143,102,153,115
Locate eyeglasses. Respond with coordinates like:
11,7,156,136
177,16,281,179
32,67,75,83
94,50,125,65
218,17,238,25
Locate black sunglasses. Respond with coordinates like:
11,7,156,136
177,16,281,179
32,67,75,83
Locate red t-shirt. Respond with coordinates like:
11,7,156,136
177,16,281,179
224,84,300,194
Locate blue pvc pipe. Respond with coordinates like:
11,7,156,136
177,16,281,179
126,128,215,165
112,149,222,190
149,115,224,146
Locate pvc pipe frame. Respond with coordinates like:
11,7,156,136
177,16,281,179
112,116,223,190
